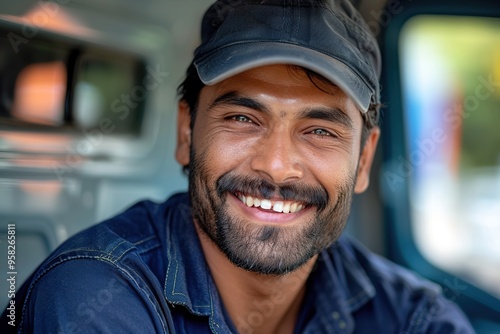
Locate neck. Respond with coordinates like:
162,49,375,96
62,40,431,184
195,224,317,334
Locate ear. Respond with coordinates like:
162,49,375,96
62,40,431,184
175,100,192,166
354,127,380,194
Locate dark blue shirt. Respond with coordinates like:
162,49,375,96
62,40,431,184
2,193,475,333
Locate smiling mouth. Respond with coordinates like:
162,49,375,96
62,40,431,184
235,192,306,214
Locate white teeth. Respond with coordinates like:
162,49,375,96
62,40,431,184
236,193,304,214
272,201,284,213
283,202,291,214
260,199,272,210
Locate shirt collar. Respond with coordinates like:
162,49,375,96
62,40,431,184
162,193,215,316
306,235,376,333
162,193,235,331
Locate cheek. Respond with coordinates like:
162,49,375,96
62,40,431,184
304,149,358,194
192,125,255,175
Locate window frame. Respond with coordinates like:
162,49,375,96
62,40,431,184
0,18,154,171
379,0,500,329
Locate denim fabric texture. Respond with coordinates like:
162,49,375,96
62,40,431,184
1,193,474,333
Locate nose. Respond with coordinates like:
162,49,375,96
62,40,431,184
250,130,304,184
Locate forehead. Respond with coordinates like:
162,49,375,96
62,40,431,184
199,64,362,121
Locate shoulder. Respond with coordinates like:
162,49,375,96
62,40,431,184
337,235,440,294
335,235,475,333
20,258,171,333
9,193,190,333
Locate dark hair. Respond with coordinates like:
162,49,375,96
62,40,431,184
177,63,206,131
177,62,381,172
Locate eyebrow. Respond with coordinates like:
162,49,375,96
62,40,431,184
299,107,354,130
208,91,354,130
208,91,269,113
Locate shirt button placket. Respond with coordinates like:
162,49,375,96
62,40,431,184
331,311,348,332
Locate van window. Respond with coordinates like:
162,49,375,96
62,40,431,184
399,15,500,298
0,28,145,136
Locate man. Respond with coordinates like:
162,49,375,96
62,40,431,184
2,0,474,333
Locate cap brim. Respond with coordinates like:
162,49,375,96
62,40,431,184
194,42,372,112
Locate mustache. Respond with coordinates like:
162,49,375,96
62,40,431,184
216,173,329,211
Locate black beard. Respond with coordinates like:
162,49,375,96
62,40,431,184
188,147,356,276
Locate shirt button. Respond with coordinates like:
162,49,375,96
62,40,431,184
331,311,340,320
339,320,347,329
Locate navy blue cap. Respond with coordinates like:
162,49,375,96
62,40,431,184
193,0,381,113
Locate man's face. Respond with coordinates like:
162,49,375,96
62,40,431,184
176,64,379,275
